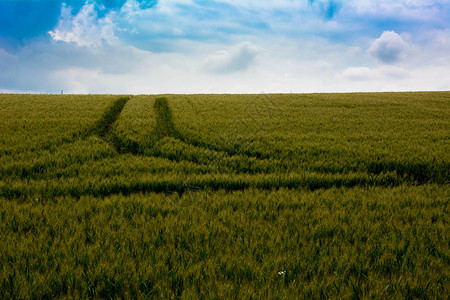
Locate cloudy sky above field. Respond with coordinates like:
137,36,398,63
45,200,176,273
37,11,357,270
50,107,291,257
0,0,449,93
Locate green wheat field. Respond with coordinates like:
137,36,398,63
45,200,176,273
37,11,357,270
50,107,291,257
1,92,449,298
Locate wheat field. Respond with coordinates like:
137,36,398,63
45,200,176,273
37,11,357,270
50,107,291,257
0,92,448,298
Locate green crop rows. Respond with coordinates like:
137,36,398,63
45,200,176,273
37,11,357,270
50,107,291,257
0,92,449,298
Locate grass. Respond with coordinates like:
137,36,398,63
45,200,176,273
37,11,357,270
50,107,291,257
0,92,449,298
1,187,448,298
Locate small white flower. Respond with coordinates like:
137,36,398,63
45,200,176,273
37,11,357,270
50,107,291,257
278,270,286,275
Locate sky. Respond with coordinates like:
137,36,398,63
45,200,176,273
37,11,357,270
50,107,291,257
0,0,449,94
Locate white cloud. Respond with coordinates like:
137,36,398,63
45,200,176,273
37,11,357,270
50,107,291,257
2,0,449,94
203,43,260,73
0,48,15,66
347,0,448,21
341,65,409,82
49,3,117,48
2,37,449,94
341,67,373,80
368,31,410,64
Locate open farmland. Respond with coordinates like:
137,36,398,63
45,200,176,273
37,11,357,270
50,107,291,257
0,92,449,298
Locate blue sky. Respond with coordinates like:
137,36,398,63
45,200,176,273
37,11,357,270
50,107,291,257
0,0,449,93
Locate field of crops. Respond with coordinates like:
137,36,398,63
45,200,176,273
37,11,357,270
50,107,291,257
0,92,449,298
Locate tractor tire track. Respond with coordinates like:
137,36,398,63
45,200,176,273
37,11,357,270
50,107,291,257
0,97,132,181
2,95,446,201
89,96,145,156
107,96,448,186
154,97,182,139
88,96,131,140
